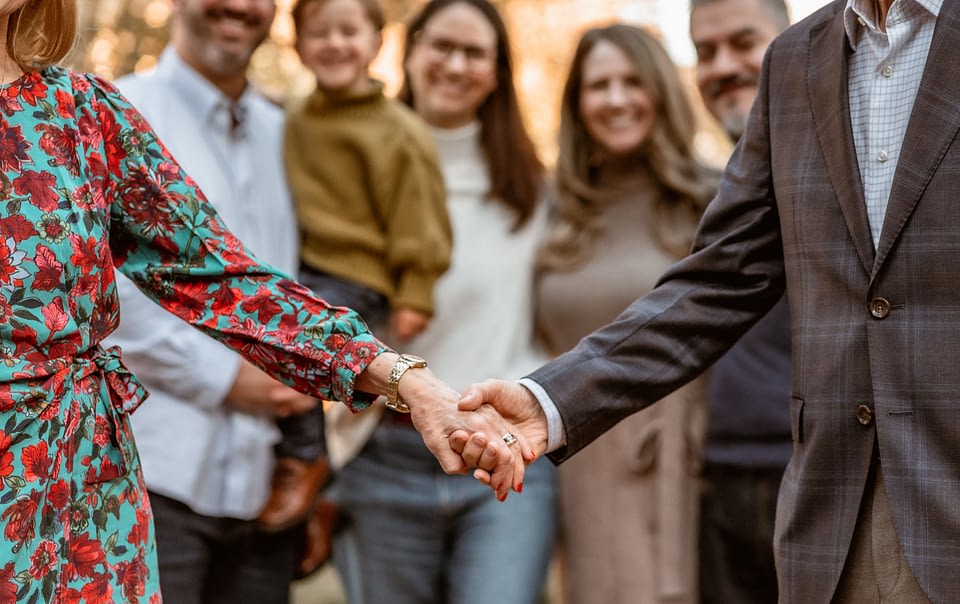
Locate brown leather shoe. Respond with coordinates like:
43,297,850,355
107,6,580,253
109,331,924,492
295,497,339,579
257,456,331,532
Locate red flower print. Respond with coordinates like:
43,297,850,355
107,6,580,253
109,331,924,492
42,298,69,334
77,108,102,148
80,572,114,604
67,533,106,579
93,415,111,447
165,280,211,323
0,214,37,243
37,123,80,177
14,170,60,212
28,539,58,579
0,237,29,295
96,101,124,178
69,234,102,275
210,283,241,316
122,106,150,132
60,588,82,604
7,73,47,106
115,165,187,238
0,89,23,116
55,88,75,118
241,286,284,324
127,507,150,547
115,554,148,603
21,441,50,482
32,245,64,291
72,182,104,210
47,479,70,509
0,431,12,479
0,562,16,604
0,120,30,173
0,490,40,545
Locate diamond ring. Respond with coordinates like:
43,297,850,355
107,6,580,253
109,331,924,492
502,432,519,447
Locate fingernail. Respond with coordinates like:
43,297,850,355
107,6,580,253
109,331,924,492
498,493,507,502
517,482,524,493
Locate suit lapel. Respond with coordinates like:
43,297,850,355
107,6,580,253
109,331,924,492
807,10,875,273
874,4,960,277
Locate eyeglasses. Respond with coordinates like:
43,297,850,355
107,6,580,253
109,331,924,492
414,32,497,74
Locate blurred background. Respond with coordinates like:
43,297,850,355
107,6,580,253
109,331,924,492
69,0,827,166
67,0,827,601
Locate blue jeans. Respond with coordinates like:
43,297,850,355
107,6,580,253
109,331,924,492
274,267,389,461
327,421,557,604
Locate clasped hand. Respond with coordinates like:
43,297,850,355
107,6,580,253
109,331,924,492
404,372,550,500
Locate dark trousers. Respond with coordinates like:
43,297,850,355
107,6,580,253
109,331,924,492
150,492,302,604
274,266,389,461
699,464,784,604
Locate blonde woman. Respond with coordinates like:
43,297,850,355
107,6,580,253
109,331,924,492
536,24,720,604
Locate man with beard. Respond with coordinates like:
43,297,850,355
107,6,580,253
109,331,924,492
689,1,791,602
105,0,321,601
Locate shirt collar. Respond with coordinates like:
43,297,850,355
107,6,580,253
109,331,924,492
843,0,943,49
153,47,253,124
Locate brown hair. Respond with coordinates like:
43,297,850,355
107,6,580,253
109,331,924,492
540,23,720,269
398,0,543,229
291,0,386,33
7,0,78,71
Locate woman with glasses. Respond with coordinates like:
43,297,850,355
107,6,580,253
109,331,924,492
323,0,557,602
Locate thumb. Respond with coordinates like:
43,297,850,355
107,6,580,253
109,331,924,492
458,379,503,411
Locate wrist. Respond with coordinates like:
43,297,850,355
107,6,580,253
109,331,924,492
385,353,428,413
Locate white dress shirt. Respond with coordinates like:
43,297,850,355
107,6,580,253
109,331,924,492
845,0,941,247
104,48,299,519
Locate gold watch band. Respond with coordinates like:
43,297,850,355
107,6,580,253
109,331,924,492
385,354,428,413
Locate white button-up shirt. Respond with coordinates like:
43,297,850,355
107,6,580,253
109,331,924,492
104,48,299,519
845,0,942,247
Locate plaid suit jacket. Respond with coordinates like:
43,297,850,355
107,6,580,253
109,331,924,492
529,2,960,601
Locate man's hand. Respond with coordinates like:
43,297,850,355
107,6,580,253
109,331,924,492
399,370,531,501
227,360,318,417
451,380,550,487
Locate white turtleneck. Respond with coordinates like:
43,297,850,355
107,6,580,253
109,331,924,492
403,121,548,390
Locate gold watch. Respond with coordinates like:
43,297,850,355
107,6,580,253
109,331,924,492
385,354,428,413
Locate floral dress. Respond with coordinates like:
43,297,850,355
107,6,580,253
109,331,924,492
0,66,385,603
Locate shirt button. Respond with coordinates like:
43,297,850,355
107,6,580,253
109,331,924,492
882,65,894,77
856,404,874,426
869,297,891,319
877,150,889,162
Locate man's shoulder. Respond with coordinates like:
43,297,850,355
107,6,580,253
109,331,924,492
113,69,167,108
779,0,845,41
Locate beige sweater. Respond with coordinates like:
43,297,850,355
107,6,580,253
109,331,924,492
284,81,451,314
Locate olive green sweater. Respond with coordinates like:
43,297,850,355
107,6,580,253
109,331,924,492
284,81,451,314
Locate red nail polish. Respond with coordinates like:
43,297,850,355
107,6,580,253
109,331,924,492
517,483,524,493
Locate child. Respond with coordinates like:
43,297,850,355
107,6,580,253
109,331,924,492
285,0,451,342
259,0,452,574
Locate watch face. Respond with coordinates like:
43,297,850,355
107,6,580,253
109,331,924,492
400,354,427,366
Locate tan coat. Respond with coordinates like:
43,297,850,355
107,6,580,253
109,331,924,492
537,170,706,604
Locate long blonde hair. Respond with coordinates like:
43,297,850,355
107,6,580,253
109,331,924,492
540,24,719,270
6,0,78,71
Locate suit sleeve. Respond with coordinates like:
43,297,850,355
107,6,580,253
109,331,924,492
531,44,786,462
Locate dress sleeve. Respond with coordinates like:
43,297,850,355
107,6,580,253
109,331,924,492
81,73,387,410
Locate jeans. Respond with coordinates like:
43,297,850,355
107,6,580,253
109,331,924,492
328,420,557,604
699,464,784,604
150,492,301,604
274,267,389,461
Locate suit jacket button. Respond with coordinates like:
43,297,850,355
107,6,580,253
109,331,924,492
856,404,874,426
869,298,891,319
